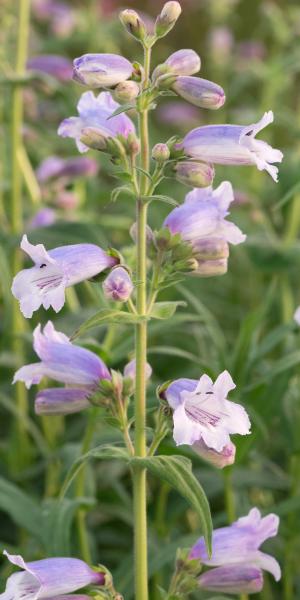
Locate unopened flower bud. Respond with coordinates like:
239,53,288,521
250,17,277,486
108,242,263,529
155,2,182,38
192,439,236,468
119,9,146,41
175,161,214,187
193,257,228,277
165,49,201,76
152,143,170,162
126,132,140,156
172,76,225,109
113,80,140,104
102,266,134,302
198,565,263,595
124,358,152,381
130,222,154,244
80,127,107,151
73,54,133,88
193,238,229,261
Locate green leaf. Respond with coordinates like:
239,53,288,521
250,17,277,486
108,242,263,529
0,476,44,542
134,166,153,181
150,301,187,320
130,455,212,554
42,497,94,555
60,444,129,498
71,309,146,339
107,103,136,118
147,194,179,206
111,185,134,203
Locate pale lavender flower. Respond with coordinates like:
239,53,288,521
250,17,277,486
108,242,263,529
36,156,98,182
124,358,152,381
102,266,134,302
29,208,56,230
73,54,133,88
294,306,300,324
190,508,281,581
58,91,135,153
182,111,283,182
173,76,225,109
198,565,263,594
13,321,111,415
164,371,251,451
165,49,201,76
192,438,236,468
11,235,117,318
0,550,104,600
27,55,73,81
164,181,246,246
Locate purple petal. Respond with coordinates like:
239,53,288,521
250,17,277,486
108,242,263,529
35,387,91,415
198,564,264,594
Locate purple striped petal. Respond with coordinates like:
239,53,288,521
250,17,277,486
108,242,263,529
173,76,225,109
198,564,263,594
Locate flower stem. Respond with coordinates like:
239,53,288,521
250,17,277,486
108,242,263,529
10,0,31,472
133,45,152,600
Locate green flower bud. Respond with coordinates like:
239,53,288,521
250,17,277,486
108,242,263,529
175,161,215,187
152,143,170,162
80,127,107,151
155,1,182,38
113,80,140,104
119,9,146,41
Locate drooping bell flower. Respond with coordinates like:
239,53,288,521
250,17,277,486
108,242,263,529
0,550,105,600
172,76,225,109
73,53,133,88
58,91,135,153
11,235,117,318
13,321,111,415
164,181,245,275
198,565,263,594
182,111,283,181
164,370,251,452
190,508,281,582
102,266,134,302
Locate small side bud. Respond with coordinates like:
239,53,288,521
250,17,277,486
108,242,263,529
119,9,146,42
152,143,170,162
80,127,107,151
130,222,154,244
113,80,140,104
126,132,140,156
102,266,134,302
124,358,152,382
192,439,236,468
165,49,201,76
175,161,215,187
155,1,182,38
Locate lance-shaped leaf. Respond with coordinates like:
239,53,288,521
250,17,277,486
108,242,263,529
71,309,147,339
150,301,187,320
60,444,129,497
130,454,212,554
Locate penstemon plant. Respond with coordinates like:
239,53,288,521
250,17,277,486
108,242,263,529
2,2,284,600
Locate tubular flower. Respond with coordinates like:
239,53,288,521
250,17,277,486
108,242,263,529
73,53,133,88
164,181,245,275
36,156,98,182
11,235,117,318
198,565,263,595
102,266,134,302
172,76,225,109
182,111,283,181
165,49,201,76
27,55,72,81
164,371,251,452
190,508,281,582
13,321,111,415
58,91,135,153
0,551,105,600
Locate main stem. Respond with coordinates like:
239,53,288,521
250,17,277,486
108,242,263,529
133,45,151,600
10,0,31,472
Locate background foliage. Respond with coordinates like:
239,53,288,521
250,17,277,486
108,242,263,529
1,0,300,598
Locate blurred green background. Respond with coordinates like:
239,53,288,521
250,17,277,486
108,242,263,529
1,0,300,598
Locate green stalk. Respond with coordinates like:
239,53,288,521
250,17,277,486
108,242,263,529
10,0,31,471
133,45,152,600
